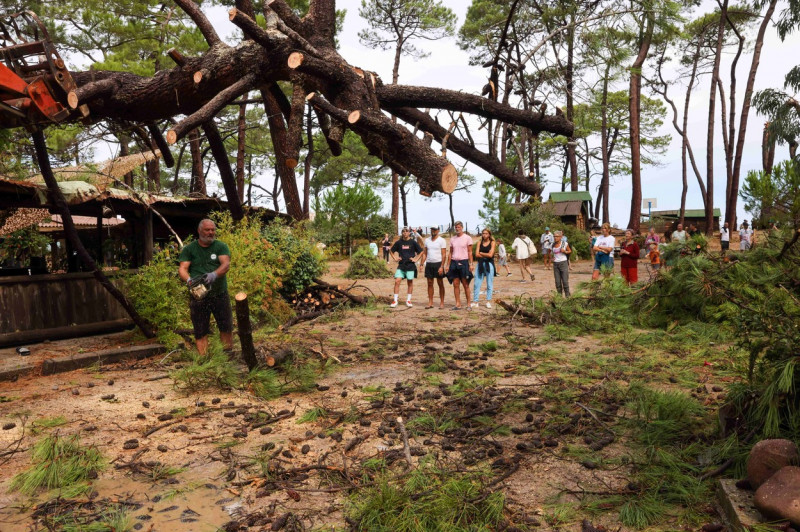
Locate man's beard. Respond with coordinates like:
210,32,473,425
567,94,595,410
199,235,215,245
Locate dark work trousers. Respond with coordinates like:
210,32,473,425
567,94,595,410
553,260,570,297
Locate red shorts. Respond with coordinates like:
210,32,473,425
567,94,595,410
621,266,638,284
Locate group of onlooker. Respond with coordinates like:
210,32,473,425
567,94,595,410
378,218,760,309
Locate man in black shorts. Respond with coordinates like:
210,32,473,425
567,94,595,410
178,219,233,356
420,227,448,309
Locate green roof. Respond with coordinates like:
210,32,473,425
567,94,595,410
548,191,593,203
650,209,721,218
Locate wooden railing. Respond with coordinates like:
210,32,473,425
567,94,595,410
0,270,136,346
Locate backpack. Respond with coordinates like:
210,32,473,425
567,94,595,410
525,237,537,256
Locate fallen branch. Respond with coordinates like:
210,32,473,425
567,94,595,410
396,416,414,469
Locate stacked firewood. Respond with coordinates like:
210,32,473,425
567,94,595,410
290,285,340,314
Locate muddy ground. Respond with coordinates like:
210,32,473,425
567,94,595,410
0,258,732,531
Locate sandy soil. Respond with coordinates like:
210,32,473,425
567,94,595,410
0,257,718,531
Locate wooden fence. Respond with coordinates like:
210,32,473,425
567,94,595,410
0,270,135,346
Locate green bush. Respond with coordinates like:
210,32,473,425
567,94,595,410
344,246,392,279
126,214,324,347
498,202,591,260
262,220,326,297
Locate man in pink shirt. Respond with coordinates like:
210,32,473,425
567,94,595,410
444,221,473,310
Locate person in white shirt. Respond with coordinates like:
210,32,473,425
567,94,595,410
671,223,687,243
591,222,616,280
420,227,448,309
496,238,511,276
739,221,754,250
540,227,554,268
511,230,535,282
720,222,730,253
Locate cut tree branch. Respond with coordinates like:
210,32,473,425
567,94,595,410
174,0,222,48
390,106,542,196
168,73,257,144
377,85,573,137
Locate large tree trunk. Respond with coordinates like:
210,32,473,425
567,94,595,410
202,121,245,221
707,0,728,235
566,17,579,191
261,88,304,220
188,128,206,195
727,0,779,232
303,103,313,217
32,129,155,339
762,123,776,175
235,102,247,202
627,15,654,233
38,0,572,215
599,70,610,225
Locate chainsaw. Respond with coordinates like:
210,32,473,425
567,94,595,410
187,275,211,301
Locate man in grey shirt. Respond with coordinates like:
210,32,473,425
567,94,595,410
671,223,687,243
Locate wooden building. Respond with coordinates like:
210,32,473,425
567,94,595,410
547,191,592,230
648,208,721,234
0,156,284,347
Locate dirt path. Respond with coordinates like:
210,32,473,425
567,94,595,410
0,258,727,531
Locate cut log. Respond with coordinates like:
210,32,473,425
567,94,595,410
266,347,293,367
235,292,258,370
288,52,304,69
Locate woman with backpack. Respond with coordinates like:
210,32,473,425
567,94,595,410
511,230,536,282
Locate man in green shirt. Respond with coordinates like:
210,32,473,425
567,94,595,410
178,219,232,356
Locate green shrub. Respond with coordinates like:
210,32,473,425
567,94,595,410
499,202,591,260
262,220,326,297
126,214,324,346
344,246,392,279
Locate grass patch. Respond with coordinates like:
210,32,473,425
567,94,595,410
11,434,105,496
171,350,238,392
348,463,504,531
45,503,133,532
31,416,68,434
297,407,328,424
424,354,448,373
406,413,459,435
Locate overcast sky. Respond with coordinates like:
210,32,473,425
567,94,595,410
206,1,800,231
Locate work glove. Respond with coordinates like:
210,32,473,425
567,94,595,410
202,271,218,285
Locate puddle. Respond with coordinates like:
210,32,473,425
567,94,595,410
0,474,234,531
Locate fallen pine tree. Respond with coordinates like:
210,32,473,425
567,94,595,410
500,228,800,440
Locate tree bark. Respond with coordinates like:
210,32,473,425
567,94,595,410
727,0,779,232
235,103,247,202
707,0,728,235
202,121,245,222
32,129,155,339
261,88,304,220
627,15,654,233
188,128,206,195
234,292,258,370
47,1,573,217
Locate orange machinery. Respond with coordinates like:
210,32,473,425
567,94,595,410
0,11,84,128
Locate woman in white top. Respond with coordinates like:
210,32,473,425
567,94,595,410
591,223,616,280
511,230,535,282
552,229,571,296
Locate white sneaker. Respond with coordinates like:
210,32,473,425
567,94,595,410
390,301,398,308
406,301,413,307
470,302,479,308
486,302,492,309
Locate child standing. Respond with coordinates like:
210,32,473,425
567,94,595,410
648,242,660,274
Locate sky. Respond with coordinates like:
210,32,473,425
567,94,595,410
194,2,799,230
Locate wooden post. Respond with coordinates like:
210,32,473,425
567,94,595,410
143,209,153,264
234,292,258,370
96,215,103,266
